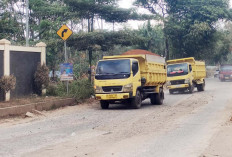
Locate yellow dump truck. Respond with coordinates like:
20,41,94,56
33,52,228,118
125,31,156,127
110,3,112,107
166,57,206,94
94,54,166,109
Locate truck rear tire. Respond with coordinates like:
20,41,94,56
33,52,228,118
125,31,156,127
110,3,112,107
151,88,164,105
150,94,156,105
197,81,205,92
100,100,109,109
131,90,142,109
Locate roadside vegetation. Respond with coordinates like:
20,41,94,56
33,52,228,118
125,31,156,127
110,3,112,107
47,79,94,102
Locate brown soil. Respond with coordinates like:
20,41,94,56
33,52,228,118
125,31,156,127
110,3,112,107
121,49,160,56
0,96,59,108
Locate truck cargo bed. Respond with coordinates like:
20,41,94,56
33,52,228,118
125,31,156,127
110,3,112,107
103,54,166,86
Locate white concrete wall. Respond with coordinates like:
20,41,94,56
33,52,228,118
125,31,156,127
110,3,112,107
0,39,46,101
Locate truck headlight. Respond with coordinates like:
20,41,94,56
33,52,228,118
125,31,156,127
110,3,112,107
123,83,133,92
95,86,103,93
166,81,171,86
184,79,190,84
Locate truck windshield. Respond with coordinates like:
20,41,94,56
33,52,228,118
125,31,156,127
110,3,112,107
221,66,232,72
167,63,188,77
95,59,131,80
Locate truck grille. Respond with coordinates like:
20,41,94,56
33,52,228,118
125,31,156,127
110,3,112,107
102,86,123,92
171,79,185,85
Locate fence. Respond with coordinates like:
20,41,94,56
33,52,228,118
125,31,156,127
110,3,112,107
0,39,46,101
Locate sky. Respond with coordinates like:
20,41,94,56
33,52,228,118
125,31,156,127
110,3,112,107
113,0,150,30
119,0,232,9
118,0,134,8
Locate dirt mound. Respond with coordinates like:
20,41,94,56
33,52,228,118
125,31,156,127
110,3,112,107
121,49,160,56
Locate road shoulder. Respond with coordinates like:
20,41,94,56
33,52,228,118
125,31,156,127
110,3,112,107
201,101,232,157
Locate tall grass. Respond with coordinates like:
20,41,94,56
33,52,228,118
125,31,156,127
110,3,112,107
47,79,94,101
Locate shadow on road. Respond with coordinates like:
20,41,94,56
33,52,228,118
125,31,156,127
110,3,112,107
95,99,162,111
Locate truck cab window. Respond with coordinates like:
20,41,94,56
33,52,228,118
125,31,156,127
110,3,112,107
132,61,139,76
189,65,192,72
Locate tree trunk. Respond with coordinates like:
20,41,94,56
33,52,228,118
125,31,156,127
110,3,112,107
88,49,92,81
91,16,94,32
88,15,94,81
88,18,91,32
165,37,169,60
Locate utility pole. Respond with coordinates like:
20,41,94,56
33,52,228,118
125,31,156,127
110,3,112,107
26,0,29,46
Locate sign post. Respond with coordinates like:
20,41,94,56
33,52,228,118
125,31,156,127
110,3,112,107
57,25,73,94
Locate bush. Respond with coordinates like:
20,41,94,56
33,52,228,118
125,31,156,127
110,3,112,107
47,79,94,101
0,75,16,93
46,84,58,96
34,63,49,95
69,79,94,100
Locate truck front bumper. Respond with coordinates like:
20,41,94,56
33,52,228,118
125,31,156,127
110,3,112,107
167,84,189,89
95,93,131,100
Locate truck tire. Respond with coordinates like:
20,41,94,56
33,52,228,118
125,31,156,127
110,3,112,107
150,94,156,105
100,100,109,109
131,90,142,109
151,88,164,105
169,89,174,94
197,80,205,92
188,84,194,94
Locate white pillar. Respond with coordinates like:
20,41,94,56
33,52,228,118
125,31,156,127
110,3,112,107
0,39,11,101
36,42,47,95
36,42,46,65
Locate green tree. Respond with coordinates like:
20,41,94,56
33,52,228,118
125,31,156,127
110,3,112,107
135,0,232,61
136,20,165,55
0,0,25,42
65,0,153,80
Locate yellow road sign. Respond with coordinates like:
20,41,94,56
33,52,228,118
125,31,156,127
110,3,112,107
57,25,73,41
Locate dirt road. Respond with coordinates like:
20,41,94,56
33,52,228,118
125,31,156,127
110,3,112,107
0,78,232,157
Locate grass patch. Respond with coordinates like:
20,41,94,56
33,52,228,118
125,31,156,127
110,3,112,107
47,79,94,101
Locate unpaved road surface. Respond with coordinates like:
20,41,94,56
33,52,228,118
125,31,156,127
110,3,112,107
0,78,232,157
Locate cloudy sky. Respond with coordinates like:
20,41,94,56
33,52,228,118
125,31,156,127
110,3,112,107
118,0,232,8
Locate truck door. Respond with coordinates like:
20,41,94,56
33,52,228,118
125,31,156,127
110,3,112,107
132,61,141,96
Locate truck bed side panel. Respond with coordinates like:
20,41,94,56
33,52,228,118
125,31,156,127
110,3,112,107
193,61,206,80
141,55,166,86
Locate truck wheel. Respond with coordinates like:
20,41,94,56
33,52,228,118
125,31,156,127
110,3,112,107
131,90,142,109
197,80,205,92
152,88,164,105
150,94,156,105
169,89,174,94
188,84,194,94
100,100,109,109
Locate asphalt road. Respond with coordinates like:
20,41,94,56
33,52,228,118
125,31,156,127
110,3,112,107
0,78,231,157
